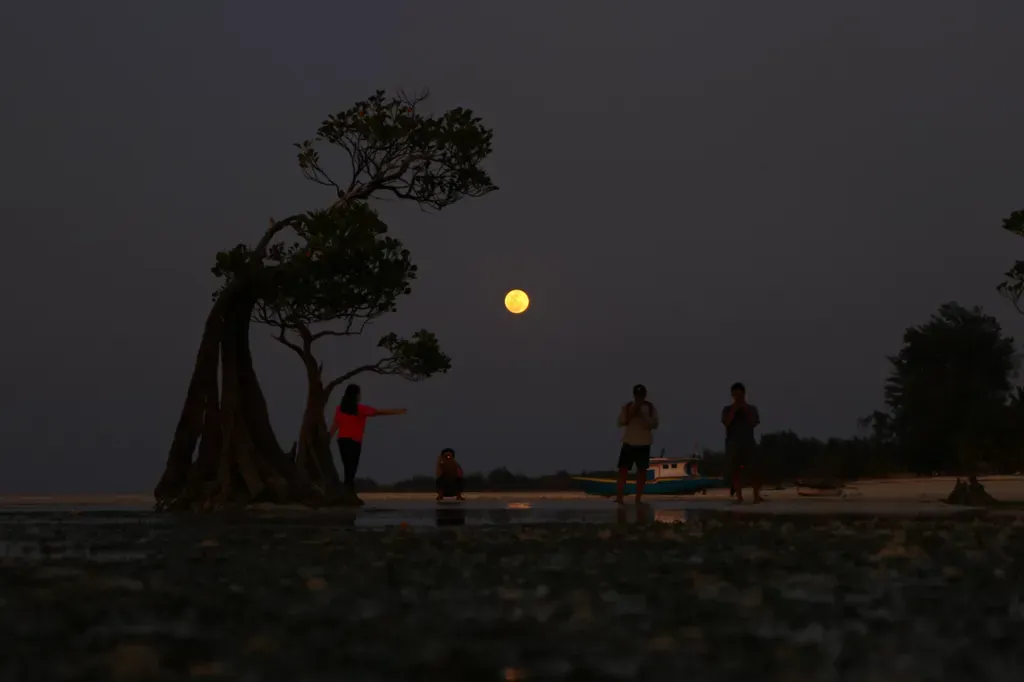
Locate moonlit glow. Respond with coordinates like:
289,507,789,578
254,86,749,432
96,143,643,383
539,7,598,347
504,289,530,314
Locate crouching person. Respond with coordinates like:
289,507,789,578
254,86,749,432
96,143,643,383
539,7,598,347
436,448,465,501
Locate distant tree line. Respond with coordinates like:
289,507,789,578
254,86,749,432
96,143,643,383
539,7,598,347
355,468,582,493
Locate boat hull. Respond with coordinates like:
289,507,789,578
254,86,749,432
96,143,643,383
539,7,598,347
573,476,727,497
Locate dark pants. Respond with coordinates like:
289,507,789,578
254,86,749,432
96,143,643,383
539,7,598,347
337,438,363,489
436,476,463,497
726,440,758,491
617,444,652,472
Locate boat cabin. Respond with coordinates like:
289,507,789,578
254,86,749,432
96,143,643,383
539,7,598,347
645,457,702,481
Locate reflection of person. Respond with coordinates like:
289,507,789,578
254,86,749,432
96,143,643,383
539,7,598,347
615,500,653,524
435,448,465,501
721,382,763,504
327,384,407,501
435,507,466,527
615,384,659,505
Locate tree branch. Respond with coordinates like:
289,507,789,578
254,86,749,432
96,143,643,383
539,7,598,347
311,329,357,341
301,161,342,194
311,316,372,341
324,361,386,397
272,325,305,359
997,281,1024,315
294,322,314,352
254,215,304,260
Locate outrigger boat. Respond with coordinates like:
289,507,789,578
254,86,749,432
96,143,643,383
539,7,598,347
574,449,727,497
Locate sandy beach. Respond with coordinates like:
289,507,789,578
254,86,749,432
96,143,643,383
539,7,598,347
4,475,1022,514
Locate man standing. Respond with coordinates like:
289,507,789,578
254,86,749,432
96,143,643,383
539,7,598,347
722,382,763,504
616,384,659,505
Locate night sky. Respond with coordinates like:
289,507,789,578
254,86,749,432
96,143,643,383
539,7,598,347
2,1,1022,493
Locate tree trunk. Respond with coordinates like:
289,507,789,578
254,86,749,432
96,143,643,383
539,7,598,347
218,297,278,503
294,354,349,503
154,286,323,510
153,297,225,506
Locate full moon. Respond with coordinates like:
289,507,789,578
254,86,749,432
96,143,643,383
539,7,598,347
504,289,530,314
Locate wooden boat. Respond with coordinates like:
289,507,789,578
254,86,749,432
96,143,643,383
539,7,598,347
574,455,727,497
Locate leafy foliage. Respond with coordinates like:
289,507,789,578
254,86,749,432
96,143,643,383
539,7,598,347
337,330,451,388
206,90,497,391
249,203,415,333
295,328,452,397
876,302,1018,473
857,410,895,446
212,88,496,292
996,209,1024,312
695,430,895,483
294,89,497,210
375,331,451,379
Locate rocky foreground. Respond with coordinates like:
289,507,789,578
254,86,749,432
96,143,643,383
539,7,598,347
1,512,1023,681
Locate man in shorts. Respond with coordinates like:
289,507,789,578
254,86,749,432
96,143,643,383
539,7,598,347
616,384,659,505
722,382,763,504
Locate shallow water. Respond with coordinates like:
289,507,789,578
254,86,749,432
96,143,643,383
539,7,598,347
1,511,1022,681
2,496,1023,681
0,496,995,565
0,495,989,532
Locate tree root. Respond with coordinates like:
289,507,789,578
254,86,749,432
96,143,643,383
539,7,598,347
946,476,999,506
155,291,350,512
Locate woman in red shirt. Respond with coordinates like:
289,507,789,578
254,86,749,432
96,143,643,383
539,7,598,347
328,384,406,500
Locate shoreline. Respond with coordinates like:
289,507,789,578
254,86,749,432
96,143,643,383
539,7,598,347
2,475,1023,508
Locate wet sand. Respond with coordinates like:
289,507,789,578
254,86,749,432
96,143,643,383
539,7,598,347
5,476,1021,522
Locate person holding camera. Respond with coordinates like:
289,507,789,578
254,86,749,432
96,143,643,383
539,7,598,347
615,383,659,505
722,382,763,504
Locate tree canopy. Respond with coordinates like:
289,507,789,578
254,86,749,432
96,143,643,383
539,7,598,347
875,302,1018,474
243,201,451,395
213,90,496,293
224,90,491,390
